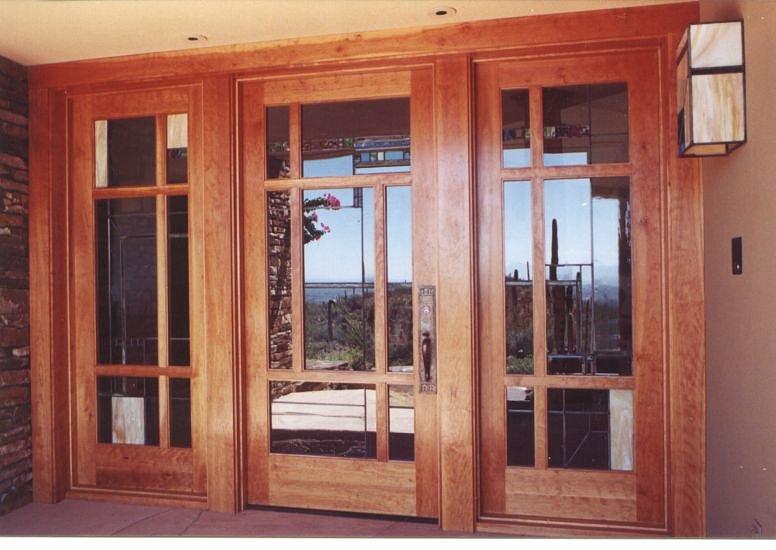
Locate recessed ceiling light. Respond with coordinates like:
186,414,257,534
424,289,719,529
187,34,208,42
431,6,457,17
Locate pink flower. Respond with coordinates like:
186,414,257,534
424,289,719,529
311,211,318,221
323,193,341,209
320,223,331,233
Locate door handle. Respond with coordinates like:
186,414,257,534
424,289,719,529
421,331,432,382
418,286,436,393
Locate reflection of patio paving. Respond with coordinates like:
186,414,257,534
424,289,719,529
272,389,413,433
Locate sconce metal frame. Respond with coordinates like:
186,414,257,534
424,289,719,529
677,20,746,157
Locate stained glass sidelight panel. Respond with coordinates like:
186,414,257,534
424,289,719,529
96,197,158,365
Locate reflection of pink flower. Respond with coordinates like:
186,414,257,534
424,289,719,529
320,223,331,233
323,193,341,209
311,211,318,221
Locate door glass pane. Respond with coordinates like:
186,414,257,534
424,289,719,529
504,181,533,374
168,196,190,366
302,98,410,177
544,178,632,376
389,385,415,461
96,197,158,365
267,190,293,369
270,382,376,458
303,188,375,371
543,83,628,166
166,113,188,184
386,186,413,373
97,376,159,445
502,89,531,168
170,378,192,448
506,386,534,467
267,106,290,179
95,117,156,187
547,388,633,471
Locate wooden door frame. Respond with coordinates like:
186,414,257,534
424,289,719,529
28,2,704,535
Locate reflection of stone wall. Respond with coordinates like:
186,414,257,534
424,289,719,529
0,55,31,516
267,192,292,369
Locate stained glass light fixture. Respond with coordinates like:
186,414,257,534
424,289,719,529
677,21,746,156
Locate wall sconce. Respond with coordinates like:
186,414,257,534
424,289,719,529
677,21,746,156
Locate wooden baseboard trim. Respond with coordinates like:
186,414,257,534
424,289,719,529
66,487,208,510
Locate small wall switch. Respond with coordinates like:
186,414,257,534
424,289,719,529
732,237,743,275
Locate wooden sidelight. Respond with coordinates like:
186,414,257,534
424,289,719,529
68,87,207,499
239,67,439,518
475,49,669,534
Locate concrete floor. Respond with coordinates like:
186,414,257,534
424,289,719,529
0,499,481,538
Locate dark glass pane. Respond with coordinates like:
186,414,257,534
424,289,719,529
302,98,410,177
542,83,628,166
170,378,192,448
303,188,375,371
506,386,534,467
270,382,376,458
548,388,609,470
386,186,413,373
504,181,533,374
389,385,414,461
267,191,292,369
97,376,159,446
166,113,188,184
96,117,156,187
267,106,290,179
502,89,531,168
96,198,158,365
168,196,190,366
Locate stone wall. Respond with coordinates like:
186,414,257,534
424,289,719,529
0,55,31,515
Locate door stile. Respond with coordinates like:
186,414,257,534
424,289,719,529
410,66,439,519
475,60,507,514
239,81,271,504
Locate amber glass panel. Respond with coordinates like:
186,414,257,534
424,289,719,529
502,89,531,168
543,84,628,166
386,186,413,373
168,196,189,366
270,382,376,458
170,378,192,448
302,98,410,177
95,117,156,187
97,376,159,445
267,106,290,179
96,198,157,365
504,181,533,374
303,188,375,371
544,178,632,376
389,385,415,461
166,113,188,184
506,386,534,467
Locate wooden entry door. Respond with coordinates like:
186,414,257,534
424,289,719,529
240,67,438,518
476,49,667,533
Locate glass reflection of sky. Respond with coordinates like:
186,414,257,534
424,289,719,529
504,181,532,280
303,187,374,283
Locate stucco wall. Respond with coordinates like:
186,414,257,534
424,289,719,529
0,54,31,515
701,0,776,538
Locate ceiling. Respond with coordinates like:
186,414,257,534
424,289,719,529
2,0,692,67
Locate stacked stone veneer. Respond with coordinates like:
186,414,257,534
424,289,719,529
267,191,293,370
0,55,30,515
